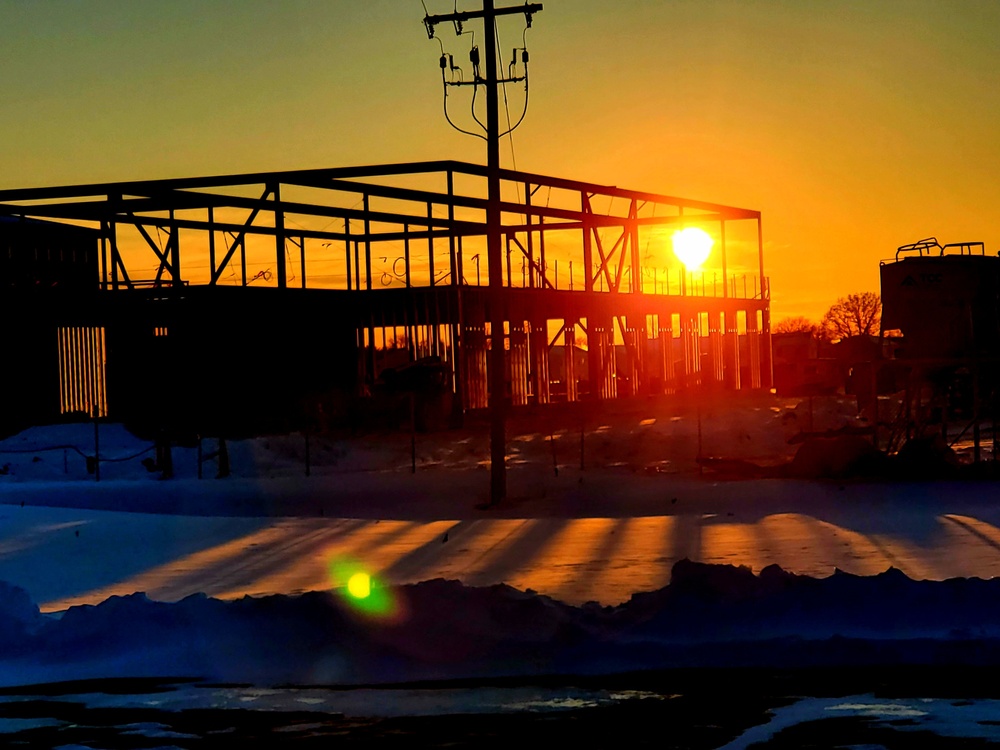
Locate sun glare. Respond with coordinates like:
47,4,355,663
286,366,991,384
347,572,371,599
671,227,714,270
329,559,400,619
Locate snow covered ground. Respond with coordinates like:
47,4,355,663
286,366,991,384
2,397,1000,745
0,393,824,484
2,396,1000,615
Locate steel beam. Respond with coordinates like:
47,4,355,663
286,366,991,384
0,161,760,222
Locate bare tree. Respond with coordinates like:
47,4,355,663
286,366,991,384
773,316,820,337
821,292,881,341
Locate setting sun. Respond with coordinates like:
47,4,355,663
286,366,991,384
671,227,714,270
347,572,372,599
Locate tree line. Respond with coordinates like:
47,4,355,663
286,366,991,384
774,291,883,343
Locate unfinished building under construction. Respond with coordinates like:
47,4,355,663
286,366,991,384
0,161,771,435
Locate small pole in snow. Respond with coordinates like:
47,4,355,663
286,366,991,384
872,365,880,450
304,428,311,477
974,372,982,463
217,438,230,478
410,393,417,474
550,429,558,477
697,392,703,476
93,408,100,482
993,385,998,462
160,432,173,480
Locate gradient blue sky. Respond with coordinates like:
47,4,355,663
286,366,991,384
2,0,998,319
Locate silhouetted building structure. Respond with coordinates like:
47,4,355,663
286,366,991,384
772,331,841,396
0,162,772,436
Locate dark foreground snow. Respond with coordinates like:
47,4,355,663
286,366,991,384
3,560,1000,687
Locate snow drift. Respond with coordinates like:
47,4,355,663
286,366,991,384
3,560,1000,687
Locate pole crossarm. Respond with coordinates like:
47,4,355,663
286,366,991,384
423,3,543,27
447,76,526,87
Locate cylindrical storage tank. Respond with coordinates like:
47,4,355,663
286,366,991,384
880,255,1000,359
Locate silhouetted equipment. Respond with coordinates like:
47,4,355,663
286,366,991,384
0,161,771,439
0,216,97,289
376,356,453,432
0,217,102,436
877,237,1000,462
882,238,1000,359
771,332,841,396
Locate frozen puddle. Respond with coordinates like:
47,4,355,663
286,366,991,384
720,694,1000,749
0,682,664,720
4,682,1000,747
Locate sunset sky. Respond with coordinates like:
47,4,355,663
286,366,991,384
1,0,998,321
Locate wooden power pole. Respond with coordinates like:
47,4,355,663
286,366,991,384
423,1,543,505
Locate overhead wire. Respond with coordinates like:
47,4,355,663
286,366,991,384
444,77,487,140
438,18,487,139
469,38,490,135
497,20,533,205
496,21,518,181
427,0,533,153
498,24,531,139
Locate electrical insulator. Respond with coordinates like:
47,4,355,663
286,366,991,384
439,54,447,69
522,49,529,64
470,46,480,66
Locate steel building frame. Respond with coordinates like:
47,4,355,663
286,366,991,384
0,161,771,428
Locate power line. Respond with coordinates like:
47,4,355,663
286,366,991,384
495,18,519,201
427,2,536,145
421,1,544,506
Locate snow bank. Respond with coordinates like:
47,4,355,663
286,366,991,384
4,561,1000,687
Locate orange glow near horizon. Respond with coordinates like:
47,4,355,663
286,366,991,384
1,3,999,322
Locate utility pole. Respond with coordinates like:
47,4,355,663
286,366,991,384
423,1,542,505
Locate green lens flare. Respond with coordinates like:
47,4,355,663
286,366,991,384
329,560,396,618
